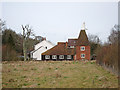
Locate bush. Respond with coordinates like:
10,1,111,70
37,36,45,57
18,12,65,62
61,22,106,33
96,27,119,75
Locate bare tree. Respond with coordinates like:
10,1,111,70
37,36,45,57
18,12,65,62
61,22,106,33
22,25,34,61
88,34,101,56
0,19,6,62
108,24,120,44
0,19,6,35
88,34,100,44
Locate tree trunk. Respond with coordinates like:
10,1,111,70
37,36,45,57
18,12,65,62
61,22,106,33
22,27,27,61
23,39,27,61
22,25,32,61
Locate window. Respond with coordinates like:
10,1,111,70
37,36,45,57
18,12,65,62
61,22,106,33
59,55,64,59
81,46,85,51
45,55,50,59
70,46,74,48
81,54,85,58
67,55,71,59
52,55,57,59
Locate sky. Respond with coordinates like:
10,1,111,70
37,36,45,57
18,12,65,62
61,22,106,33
1,2,118,44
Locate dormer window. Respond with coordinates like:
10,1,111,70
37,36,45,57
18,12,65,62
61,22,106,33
81,46,85,51
70,46,74,48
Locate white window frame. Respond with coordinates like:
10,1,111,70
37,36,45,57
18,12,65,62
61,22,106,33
67,55,71,59
74,41,76,44
81,46,85,51
59,55,64,59
45,55,50,59
52,55,57,59
70,46,74,48
81,54,85,58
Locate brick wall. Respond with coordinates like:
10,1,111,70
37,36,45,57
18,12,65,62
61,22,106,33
76,46,90,60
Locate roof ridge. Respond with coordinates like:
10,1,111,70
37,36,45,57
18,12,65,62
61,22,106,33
31,46,43,53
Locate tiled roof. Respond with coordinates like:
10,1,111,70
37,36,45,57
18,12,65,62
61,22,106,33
42,42,75,55
68,39,77,46
42,30,89,55
77,30,89,46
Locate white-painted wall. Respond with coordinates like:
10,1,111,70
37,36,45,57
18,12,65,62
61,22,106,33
30,40,55,60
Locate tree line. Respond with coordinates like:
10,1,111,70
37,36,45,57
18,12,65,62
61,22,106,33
95,25,119,75
1,19,44,61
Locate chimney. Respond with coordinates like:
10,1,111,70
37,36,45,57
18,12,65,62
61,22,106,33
58,42,64,45
66,42,68,47
58,42,67,46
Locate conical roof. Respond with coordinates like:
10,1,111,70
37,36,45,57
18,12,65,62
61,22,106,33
77,30,89,46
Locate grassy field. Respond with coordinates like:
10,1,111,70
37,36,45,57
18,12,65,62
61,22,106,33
2,61,118,88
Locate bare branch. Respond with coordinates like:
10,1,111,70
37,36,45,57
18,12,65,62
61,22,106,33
22,24,34,61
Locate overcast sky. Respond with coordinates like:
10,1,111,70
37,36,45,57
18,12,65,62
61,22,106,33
1,2,118,44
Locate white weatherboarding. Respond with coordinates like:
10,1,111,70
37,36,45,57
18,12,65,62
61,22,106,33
30,40,55,60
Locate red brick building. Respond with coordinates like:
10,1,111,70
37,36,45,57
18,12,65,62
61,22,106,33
42,23,90,60
76,30,90,60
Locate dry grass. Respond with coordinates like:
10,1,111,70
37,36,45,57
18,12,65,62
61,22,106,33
2,61,118,88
